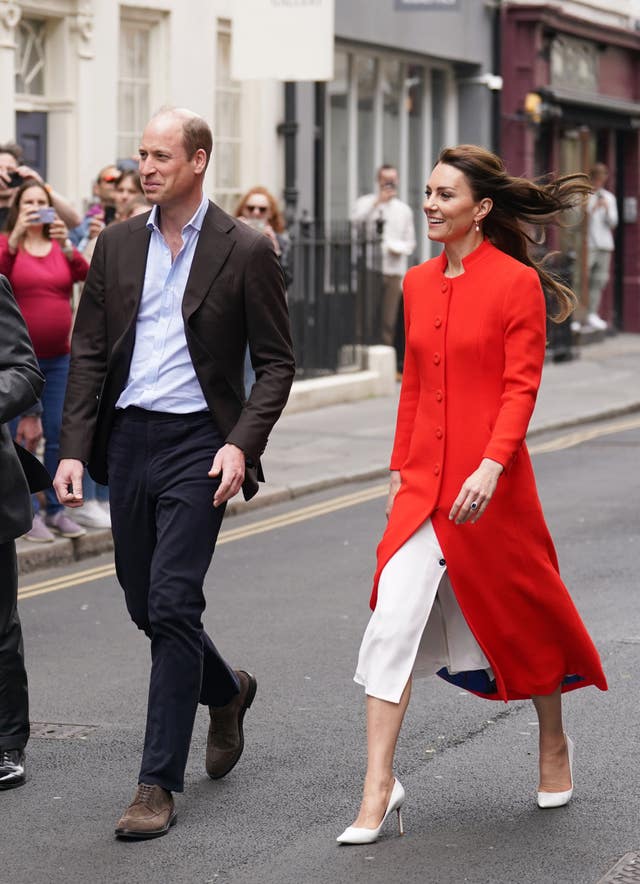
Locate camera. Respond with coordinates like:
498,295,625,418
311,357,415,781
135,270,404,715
6,171,23,188
245,218,266,232
103,205,116,225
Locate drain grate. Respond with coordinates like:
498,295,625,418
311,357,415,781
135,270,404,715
596,853,640,883
31,722,98,740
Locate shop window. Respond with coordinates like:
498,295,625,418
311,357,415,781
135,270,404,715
214,18,242,214
15,18,46,96
118,19,152,160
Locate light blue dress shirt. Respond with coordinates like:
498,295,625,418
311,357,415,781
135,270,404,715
116,193,210,413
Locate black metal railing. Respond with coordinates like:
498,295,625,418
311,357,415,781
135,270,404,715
287,218,384,378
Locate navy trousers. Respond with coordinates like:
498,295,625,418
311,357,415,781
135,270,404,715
107,408,240,793
0,541,29,751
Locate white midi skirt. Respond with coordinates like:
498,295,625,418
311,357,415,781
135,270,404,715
354,519,491,703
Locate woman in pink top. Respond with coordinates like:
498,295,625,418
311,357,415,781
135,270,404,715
0,179,89,541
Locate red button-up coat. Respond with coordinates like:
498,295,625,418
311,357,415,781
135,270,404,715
372,240,607,701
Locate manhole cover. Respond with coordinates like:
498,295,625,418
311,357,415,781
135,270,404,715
31,722,98,740
596,853,640,883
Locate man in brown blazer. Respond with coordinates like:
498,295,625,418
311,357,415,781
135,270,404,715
53,108,294,839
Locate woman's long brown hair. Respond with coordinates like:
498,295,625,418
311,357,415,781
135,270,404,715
437,145,591,322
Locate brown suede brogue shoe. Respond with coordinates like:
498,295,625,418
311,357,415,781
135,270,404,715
206,670,257,780
114,783,176,840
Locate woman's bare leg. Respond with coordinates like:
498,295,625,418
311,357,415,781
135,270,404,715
351,678,411,829
532,686,572,792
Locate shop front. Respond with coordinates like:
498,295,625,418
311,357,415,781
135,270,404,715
501,3,640,332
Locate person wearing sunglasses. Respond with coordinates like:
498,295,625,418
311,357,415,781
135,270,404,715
235,187,292,395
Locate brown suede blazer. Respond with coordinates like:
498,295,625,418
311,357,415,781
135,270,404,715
59,201,295,500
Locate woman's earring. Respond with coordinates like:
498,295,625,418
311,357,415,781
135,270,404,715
475,220,480,232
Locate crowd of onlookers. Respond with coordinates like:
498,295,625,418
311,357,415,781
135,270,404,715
0,141,150,542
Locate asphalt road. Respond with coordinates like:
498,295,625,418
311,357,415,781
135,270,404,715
4,418,640,884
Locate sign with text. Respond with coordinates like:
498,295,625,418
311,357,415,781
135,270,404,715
231,0,334,81
395,0,459,8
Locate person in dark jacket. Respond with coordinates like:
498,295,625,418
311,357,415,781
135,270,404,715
0,273,50,789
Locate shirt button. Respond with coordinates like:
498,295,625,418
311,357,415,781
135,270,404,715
434,317,442,328
438,558,446,567
433,353,441,365
434,464,441,475
436,427,443,439
441,282,448,292
436,390,443,402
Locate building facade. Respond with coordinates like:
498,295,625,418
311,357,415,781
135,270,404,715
0,0,284,213
293,0,498,262
500,0,640,331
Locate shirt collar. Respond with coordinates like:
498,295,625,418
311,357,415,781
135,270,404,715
147,191,209,235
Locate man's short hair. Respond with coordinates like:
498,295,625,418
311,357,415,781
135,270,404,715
181,116,213,171
377,164,397,179
590,162,608,180
0,142,23,164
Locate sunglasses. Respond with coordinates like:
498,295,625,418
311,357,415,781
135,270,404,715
100,174,119,184
245,204,268,214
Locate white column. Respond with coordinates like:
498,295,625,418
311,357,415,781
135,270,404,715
0,1,21,138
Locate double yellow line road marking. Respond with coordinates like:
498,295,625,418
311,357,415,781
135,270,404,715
18,483,387,601
18,415,640,601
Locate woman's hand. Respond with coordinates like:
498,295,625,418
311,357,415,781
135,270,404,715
385,470,402,519
87,214,105,241
49,216,68,243
449,458,504,525
8,202,39,250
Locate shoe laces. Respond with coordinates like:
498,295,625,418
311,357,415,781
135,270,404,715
133,783,157,805
1,750,18,765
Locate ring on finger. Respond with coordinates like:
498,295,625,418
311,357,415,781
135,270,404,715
470,501,478,510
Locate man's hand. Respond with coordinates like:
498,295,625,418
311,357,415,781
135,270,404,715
15,416,43,452
53,458,85,507
208,443,245,508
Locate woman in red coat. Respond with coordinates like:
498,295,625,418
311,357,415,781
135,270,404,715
337,145,607,846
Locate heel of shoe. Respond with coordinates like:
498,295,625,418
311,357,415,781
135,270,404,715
396,807,404,836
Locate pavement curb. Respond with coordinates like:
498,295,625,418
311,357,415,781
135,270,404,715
16,399,640,577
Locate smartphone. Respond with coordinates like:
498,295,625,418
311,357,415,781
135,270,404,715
246,218,266,232
7,171,23,188
103,205,116,225
34,207,56,224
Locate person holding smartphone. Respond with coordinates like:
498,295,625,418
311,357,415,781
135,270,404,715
0,141,81,233
351,165,416,355
0,179,89,542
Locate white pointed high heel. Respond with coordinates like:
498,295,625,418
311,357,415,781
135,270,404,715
537,735,574,809
336,778,405,845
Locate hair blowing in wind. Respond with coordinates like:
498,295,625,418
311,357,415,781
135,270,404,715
438,145,591,322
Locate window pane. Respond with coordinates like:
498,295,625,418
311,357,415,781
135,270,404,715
15,18,46,96
381,59,402,169
215,141,239,190
118,81,136,134
356,55,376,197
329,50,349,222
134,30,149,78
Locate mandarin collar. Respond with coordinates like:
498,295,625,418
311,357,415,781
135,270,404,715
439,238,493,276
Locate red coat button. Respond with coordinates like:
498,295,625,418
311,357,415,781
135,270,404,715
436,427,443,439
434,464,441,475
434,317,442,328
441,282,448,292
433,353,441,365
436,390,443,402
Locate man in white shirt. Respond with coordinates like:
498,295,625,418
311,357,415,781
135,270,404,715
586,163,618,330
351,165,416,348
